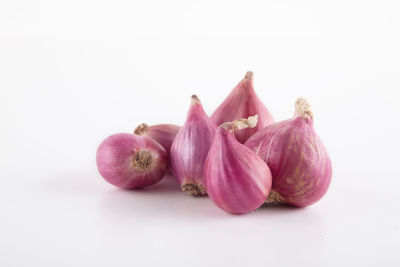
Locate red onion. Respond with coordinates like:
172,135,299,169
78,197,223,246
245,98,332,207
170,95,217,196
211,71,274,143
204,115,273,214
96,133,168,189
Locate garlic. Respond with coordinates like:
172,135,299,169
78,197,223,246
96,133,168,189
170,95,217,196
245,98,332,207
204,115,273,214
211,71,274,143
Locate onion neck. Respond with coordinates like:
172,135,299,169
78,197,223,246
220,115,258,132
238,71,255,93
134,123,148,135
187,94,207,120
294,97,313,121
190,94,201,106
243,71,253,84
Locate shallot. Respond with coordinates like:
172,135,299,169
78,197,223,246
97,133,168,189
205,115,273,214
170,95,217,196
245,98,332,207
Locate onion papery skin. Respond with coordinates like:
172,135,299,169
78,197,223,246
204,117,272,214
170,95,217,196
96,133,168,189
245,98,332,207
211,71,274,143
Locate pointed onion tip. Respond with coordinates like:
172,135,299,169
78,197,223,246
191,94,201,106
295,97,313,120
134,123,148,135
244,71,254,81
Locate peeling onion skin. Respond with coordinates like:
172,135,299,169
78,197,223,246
205,116,272,214
170,95,217,196
245,98,332,207
96,133,168,189
211,71,274,143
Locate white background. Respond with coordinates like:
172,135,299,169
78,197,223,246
1,0,400,266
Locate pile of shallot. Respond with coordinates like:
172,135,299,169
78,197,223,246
96,71,332,214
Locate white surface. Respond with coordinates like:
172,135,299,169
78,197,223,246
1,0,400,266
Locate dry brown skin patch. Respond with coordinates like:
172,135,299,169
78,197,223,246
295,97,313,120
132,150,155,171
134,123,148,135
266,190,285,204
182,182,207,197
221,115,258,132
